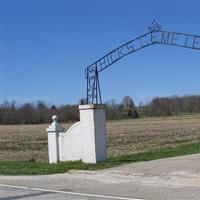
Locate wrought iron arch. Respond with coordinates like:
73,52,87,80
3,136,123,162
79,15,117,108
85,20,200,104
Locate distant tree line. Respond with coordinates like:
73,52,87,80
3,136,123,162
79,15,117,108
105,96,139,120
0,101,79,124
0,95,200,124
139,95,200,116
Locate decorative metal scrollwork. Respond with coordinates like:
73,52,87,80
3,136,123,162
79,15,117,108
148,19,162,32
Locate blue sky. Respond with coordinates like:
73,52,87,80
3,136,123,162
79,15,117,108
1,0,200,105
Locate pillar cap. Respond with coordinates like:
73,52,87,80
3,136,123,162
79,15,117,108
46,115,64,132
79,104,105,110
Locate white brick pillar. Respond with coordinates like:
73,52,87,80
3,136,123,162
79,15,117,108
46,115,64,164
79,104,107,163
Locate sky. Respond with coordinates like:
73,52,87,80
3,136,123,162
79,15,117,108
1,0,200,106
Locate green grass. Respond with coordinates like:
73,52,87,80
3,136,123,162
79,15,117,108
1,142,200,175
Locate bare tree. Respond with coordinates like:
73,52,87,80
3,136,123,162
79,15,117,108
121,96,135,109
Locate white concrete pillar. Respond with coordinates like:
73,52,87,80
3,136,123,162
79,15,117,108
46,115,64,164
79,104,107,163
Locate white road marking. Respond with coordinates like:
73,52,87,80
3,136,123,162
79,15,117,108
0,184,147,200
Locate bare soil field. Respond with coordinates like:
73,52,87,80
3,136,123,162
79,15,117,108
1,115,200,162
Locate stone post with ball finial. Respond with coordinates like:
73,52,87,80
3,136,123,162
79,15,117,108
46,115,64,163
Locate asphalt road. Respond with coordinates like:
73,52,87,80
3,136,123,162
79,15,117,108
1,154,200,200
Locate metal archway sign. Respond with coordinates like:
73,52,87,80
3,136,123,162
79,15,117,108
85,20,200,104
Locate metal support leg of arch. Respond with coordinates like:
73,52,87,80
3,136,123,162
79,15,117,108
87,68,102,105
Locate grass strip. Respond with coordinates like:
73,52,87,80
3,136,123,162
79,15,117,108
1,142,200,175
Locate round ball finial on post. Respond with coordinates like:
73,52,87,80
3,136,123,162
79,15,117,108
52,115,58,123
